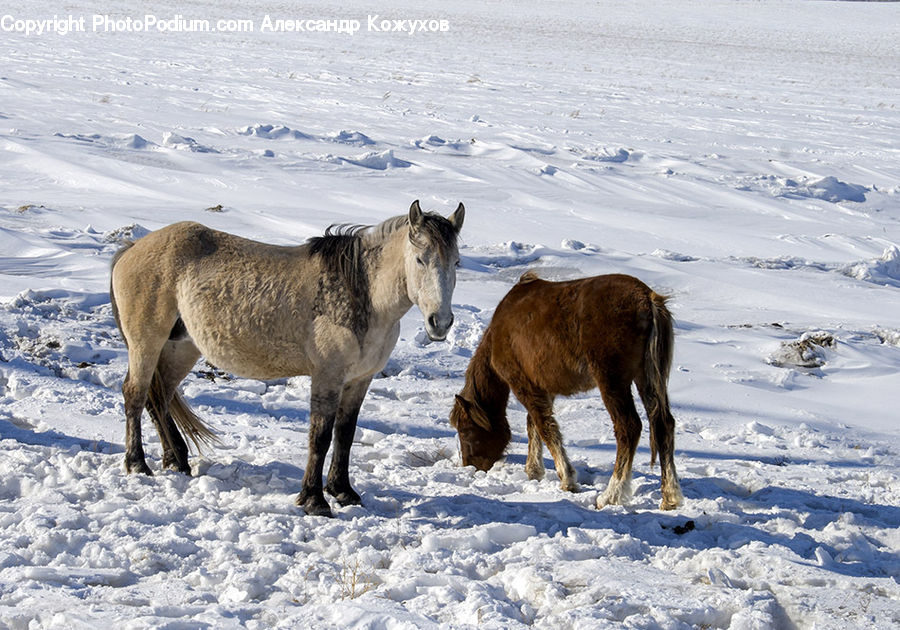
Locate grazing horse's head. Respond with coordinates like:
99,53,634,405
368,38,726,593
404,200,465,341
450,394,511,471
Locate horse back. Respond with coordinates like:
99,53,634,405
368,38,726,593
115,221,311,286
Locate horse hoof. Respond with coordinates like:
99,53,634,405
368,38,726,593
124,457,153,476
597,478,632,509
659,493,683,511
163,457,192,476
296,492,333,518
660,484,684,511
596,491,625,509
326,484,362,507
560,481,579,493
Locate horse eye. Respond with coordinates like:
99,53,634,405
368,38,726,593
415,256,425,266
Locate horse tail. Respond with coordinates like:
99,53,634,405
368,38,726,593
644,292,675,467
148,372,218,453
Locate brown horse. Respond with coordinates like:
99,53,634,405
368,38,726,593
450,271,682,510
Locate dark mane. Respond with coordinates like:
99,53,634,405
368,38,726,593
461,328,511,422
307,224,368,293
307,212,459,285
307,225,371,342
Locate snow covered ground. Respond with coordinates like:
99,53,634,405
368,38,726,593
1,0,899,627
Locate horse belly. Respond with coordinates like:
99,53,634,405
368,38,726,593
210,343,313,380
194,329,314,379
543,362,594,396
180,306,315,380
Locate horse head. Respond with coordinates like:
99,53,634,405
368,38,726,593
450,393,511,471
404,200,464,341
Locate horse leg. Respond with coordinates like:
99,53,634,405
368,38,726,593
637,381,682,510
653,406,682,511
122,347,165,475
149,339,201,474
525,411,546,481
325,376,372,506
144,390,181,473
297,375,341,517
595,375,642,508
518,391,577,492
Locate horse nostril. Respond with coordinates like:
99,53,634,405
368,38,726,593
428,314,438,329
448,314,454,328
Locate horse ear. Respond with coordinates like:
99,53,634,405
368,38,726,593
409,200,424,233
454,394,492,431
448,202,465,234
452,394,468,426
470,404,492,432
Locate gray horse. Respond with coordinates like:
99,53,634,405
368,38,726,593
110,200,465,516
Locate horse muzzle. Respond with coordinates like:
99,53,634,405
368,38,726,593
425,312,454,341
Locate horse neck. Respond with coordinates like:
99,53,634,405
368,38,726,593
464,330,511,422
365,224,414,322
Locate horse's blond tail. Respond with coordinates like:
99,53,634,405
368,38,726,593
147,372,218,453
644,292,675,467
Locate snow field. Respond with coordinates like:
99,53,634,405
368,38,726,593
2,0,900,628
